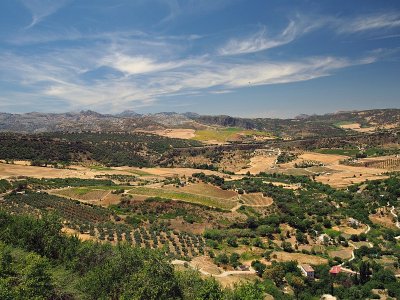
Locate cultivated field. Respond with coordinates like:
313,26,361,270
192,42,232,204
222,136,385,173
271,251,328,265
151,129,196,139
164,183,238,200
272,152,389,187
194,127,273,144
239,193,274,206
237,155,276,175
127,186,237,210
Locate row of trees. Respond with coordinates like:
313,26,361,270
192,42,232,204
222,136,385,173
0,210,268,299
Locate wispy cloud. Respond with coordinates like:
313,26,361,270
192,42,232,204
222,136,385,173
218,22,296,56
20,0,72,29
337,12,400,33
0,4,393,113
0,41,376,113
159,0,239,23
218,15,323,56
102,53,205,75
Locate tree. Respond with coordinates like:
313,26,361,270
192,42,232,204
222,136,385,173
256,225,274,238
17,254,54,300
228,282,265,300
281,241,293,252
230,253,241,268
286,273,305,300
359,261,371,285
214,253,229,266
263,264,285,287
0,246,13,277
227,237,238,248
197,278,223,300
373,269,396,284
251,260,266,277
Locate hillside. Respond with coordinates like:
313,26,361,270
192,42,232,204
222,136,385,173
1,109,399,139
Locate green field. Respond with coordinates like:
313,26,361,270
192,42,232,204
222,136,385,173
194,127,271,142
68,187,94,195
125,169,153,176
127,187,235,210
333,121,356,127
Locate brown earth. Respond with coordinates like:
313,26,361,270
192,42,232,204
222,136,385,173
271,251,328,265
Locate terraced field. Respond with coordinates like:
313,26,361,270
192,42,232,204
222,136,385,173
52,187,123,206
165,183,237,199
58,187,108,197
127,186,237,210
239,193,273,206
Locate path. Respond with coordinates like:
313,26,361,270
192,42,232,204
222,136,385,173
390,206,400,239
274,148,282,165
339,223,373,275
171,259,256,277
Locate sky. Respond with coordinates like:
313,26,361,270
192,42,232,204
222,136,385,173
0,0,399,118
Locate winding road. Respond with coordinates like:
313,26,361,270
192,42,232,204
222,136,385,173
339,223,373,275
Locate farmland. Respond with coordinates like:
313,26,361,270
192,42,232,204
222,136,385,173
194,127,273,143
127,186,237,210
0,109,399,299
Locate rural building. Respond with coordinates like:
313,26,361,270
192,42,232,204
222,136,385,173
318,233,331,244
236,265,250,271
348,218,360,227
329,265,341,275
299,264,315,279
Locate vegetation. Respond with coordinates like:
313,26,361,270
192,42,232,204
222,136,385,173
0,210,270,299
0,132,201,167
128,187,235,210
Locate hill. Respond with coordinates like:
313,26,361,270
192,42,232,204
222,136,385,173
0,109,398,139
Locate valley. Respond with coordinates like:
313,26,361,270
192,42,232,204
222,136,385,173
0,108,399,299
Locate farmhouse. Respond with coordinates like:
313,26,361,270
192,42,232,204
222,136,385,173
299,264,315,279
236,265,250,271
348,217,360,227
329,265,341,275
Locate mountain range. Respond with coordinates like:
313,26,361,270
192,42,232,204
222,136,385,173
0,109,399,137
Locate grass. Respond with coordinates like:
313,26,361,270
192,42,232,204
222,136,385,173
314,148,360,156
125,169,152,176
324,228,341,238
127,186,235,210
240,251,262,261
333,121,356,127
69,187,93,195
194,127,272,142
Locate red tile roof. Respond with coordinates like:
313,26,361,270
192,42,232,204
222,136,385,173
330,265,341,274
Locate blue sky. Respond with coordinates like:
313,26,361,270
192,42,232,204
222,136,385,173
0,0,399,117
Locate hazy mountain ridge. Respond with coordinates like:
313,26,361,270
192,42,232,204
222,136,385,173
0,109,398,135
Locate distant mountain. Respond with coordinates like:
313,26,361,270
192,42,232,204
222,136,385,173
183,112,200,119
148,112,191,126
0,111,162,133
0,109,398,137
115,110,141,118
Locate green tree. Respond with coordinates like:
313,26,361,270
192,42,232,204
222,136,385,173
17,253,54,300
263,264,285,286
230,253,240,268
286,273,305,300
359,261,371,285
121,259,182,300
227,282,264,300
251,260,266,277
